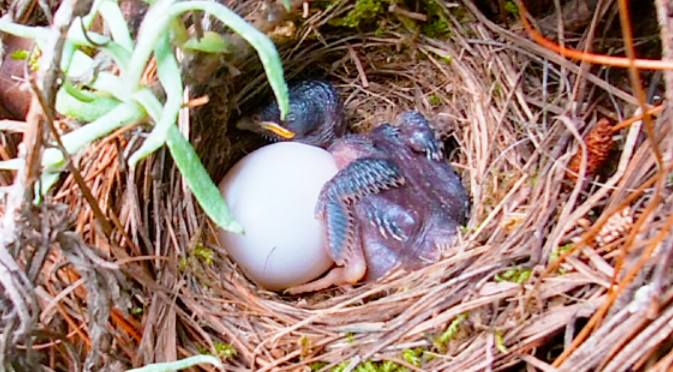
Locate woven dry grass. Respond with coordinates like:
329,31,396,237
2,0,673,371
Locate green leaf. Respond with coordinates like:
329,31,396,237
402,349,421,367
0,19,49,45
169,18,189,45
44,101,146,172
62,81,95,102
0,159,24,170
59,102,146,154
132,87,164,120
495,330,508,354
56,87,122,122
38,172,62,200
166,125,243,233
65,25,131,73
82,0,105,27
128,34,182,168
168,1,289,120
125,0,179,90
10,50,29,60
99,0,135,52
182,31,230,53
438,313,467,343
86,71,132,102
62,49,95,81
122,355,223,372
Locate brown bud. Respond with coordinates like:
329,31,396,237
595,206,634,249
568,118,614,180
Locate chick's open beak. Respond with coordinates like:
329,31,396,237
259,121,296,139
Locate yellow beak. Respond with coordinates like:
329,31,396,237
259,121,296,139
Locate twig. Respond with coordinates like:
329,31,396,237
348,44,369,88
388,4,427,22
514,0,673,70
0,119,27,133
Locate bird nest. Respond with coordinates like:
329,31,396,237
2,0,673,371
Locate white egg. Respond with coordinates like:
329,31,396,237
217,142,338,291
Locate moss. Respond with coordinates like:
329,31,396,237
310,362,328,371
196,342,236,360
359,361,379,372
11,47,41,70
530,172,538,187
193,244,214,264
495,330,508,354
450,4,470,23
380,361,406,372
401,348,423,367
432,313,470,352
10,50,28,60
178,243,214,273
314,0,342,14
330,0,392,28
131,307,144,315
422,0,451,37
300,335,311,347
300,334,315,356
438,314,468,344
332,361,350,372
423,17,450,37
178,257,189,272
214,342,237,359
328,349,429,371
504,1,519,17
550,243,574,275
374,23,387,36
551,243,573,263
495,267,532,283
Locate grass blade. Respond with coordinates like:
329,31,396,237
166,125,243,233
123,355,223,372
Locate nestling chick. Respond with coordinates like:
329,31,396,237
238,79,471,293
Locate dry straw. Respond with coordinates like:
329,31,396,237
2,0,673,371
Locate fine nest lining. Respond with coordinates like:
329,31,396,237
180,4,611,371
1,0,671,370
